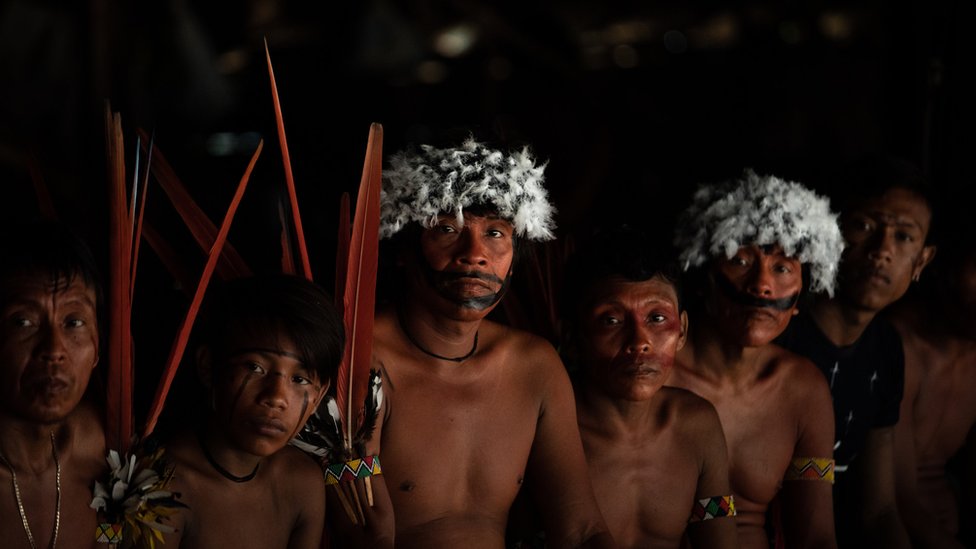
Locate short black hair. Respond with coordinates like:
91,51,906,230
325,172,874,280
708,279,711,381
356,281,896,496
196,275,344,383
562,225,683,318
833,155,936,243
0,220,102,310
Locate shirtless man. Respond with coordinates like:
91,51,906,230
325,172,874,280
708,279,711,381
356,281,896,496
889,216,974,548
162,275,342,548
0,221,106,549
669,171,841,549
778,158,934,548
565,228,738,549
370,138,613,548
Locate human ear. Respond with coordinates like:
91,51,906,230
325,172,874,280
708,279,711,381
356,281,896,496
676,310,689,352
912,245,937,282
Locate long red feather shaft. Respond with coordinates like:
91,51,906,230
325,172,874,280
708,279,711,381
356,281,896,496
142,140,264,438
278,197,296,275
335,124,383,445
264,39,312,281
130,132,153,301
334,192,351,312
136,129,251,279
142,222,197,295
105,106,133,453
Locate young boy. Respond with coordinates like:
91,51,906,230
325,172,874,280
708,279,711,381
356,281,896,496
565,228,738,549
162,275,343,549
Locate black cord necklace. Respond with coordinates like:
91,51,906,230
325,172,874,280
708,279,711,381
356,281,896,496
398,310,479,363
197,432,260,483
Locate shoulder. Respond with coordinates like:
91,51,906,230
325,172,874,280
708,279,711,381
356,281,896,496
67,399,107,462
768,345,832,404
660,387,726,438
269,446,326,488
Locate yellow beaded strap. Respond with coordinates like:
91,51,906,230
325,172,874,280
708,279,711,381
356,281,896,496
784,457,835,483
688,495,736,523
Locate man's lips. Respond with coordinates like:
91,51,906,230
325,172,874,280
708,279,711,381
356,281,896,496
24,374,70,395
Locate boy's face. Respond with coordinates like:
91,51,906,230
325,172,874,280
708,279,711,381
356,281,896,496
708,244,802,347
839,188,935,312
209,331,323,457
578,276,687,401
0,275,99,424
407,213,515,319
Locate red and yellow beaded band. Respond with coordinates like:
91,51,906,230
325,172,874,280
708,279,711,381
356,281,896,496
324,455,382,485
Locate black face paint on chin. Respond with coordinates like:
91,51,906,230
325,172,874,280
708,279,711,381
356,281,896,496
420,260,512,310
715,272,800,311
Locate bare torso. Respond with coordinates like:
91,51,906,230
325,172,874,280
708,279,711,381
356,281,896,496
577,386,735,549
163,432,325,549
0,401,105,549
667,342,835,549
892,310,976,535
373,310,604,548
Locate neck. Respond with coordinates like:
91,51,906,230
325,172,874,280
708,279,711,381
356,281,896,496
577,382,661,438
0,416,61,475
809,297,877,346
398,298,482,363
686,318,767,385
200,422,262,482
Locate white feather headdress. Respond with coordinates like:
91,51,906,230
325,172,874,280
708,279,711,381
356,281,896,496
379,138,556,241
674,169,844,295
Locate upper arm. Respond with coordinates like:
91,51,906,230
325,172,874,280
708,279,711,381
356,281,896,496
525,344,613,548
289,457,326,549
687,401,739,549
780,366,837,549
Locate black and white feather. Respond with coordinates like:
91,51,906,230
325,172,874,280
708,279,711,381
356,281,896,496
291,370,384,464
380,138,555,241
674,169,844,296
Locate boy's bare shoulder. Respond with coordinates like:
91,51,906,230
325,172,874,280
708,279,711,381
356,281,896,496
267,445,324,479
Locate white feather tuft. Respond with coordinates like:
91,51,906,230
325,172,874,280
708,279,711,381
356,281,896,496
380,138,556,241
674,169,845,296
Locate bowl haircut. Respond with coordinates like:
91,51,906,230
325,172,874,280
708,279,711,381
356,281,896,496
195,275,344,384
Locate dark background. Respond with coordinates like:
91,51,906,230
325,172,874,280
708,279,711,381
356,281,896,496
1,0,973,423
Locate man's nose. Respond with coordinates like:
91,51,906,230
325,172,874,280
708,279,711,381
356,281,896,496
36,322,68,363
456,229,489,266
866,227,895,263
624,323,652,355
745,264,774,297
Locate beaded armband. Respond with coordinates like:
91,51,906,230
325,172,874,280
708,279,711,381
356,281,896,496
324,455,382,485
784,457,835,484
688,495,736,523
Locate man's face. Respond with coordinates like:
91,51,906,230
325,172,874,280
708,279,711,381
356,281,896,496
409,213,515,318
209,332,323,457
838,188,935,312
579,276,687,401
709,244,803,347
0,276,99,424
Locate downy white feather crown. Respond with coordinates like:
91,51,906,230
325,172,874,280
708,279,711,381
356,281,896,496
380,138,556,241
674,169,844,295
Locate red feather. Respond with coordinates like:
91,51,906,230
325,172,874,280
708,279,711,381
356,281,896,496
335,192,351,312
335,124,383,446
142,140,264,438
129,133,153,301
104,105,134,454
265,38,312,281
278,197,297,275
136,129,251,279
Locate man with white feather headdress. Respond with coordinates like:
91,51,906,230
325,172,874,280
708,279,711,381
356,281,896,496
360,137,613,548
668,170,842,549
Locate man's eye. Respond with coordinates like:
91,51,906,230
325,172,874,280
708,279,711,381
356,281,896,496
895,232,914,243
245,362,266,374
774,264,793,274
649,314,667,323
11,317,34,328
292,375,311,386
600,316,620,326
65,318,86,328
486,229,504,238
730,257,748,267
437,224,457,234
